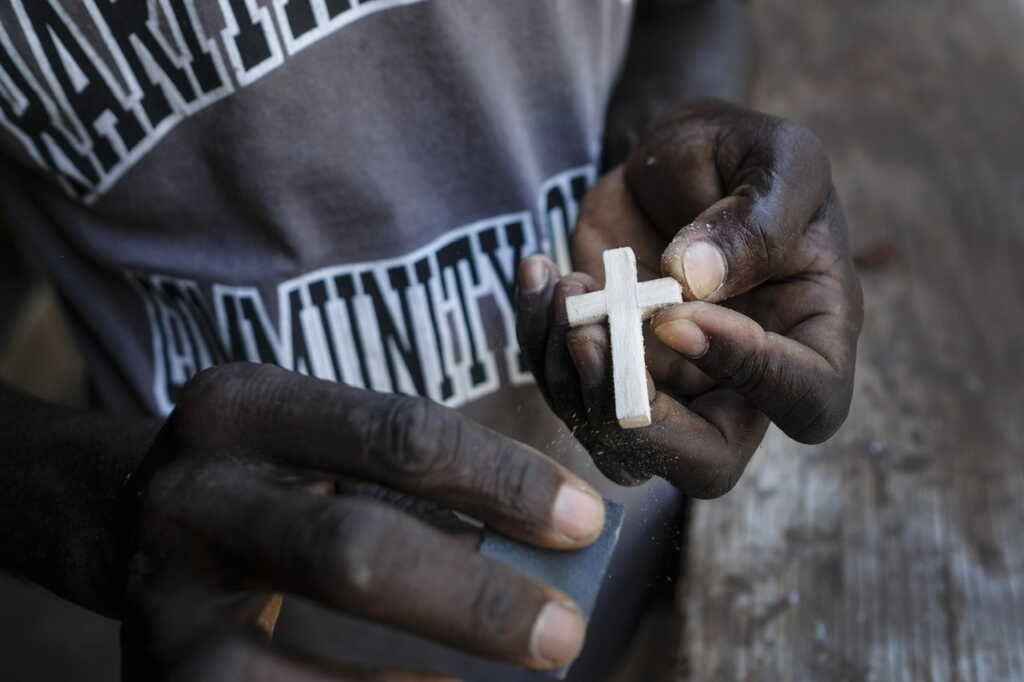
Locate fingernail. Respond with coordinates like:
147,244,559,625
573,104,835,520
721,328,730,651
655,319,708,358
531,601,585,667
683,242,726,300
520,256,550,294
552,483,605,542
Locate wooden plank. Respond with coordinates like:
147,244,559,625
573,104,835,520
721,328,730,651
678,1,1024,680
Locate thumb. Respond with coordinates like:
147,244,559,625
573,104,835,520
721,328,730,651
633,111,832,302
661,165,830,301
659,192,791,302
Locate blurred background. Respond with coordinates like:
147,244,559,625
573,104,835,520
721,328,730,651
2,0,1023,680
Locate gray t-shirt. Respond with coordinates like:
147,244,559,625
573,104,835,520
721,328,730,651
0,1,684,679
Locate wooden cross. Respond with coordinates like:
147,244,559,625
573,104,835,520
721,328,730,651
565,247,682,429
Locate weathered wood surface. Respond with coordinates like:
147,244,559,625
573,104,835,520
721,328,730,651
678,1,1024,680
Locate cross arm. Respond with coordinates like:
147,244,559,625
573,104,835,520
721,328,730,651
566,290,608,326
637,277,682,317
566,278,682,328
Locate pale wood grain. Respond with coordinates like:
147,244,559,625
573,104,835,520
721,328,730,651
602,248,651,428
566,290,608,327
567,275,681,328
637,278,682,318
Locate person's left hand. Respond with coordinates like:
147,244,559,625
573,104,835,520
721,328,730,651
516,100,863,496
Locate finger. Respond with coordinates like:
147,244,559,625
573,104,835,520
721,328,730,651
568,322,715,415
643,326,717,398
543,273,652,484
566,312,716,405
565,382,766,497
561,322,756,491
122,548,459,682
626,109,832,301
514,254,562,386
188,480,587,671
565,323,614,426
564,320,733,486
174,365,605,550
334,478,482,539
180,636,459,682
652,300,855,443
542,273,601,426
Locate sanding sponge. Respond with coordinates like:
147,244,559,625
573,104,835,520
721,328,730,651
480,499,626,679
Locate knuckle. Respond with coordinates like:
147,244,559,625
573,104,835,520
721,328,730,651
722,341,774,397
778,118,823,155
480,449,539,522
170,363,274,445
138,459,196,527
557,273,592,296
466,569,529,650
777,120,832,185
368,395,461,481
180,363,251,408
309,502,383,603
739,208,778,267
788,374,853,444
137,445,240,533
693,462,743,499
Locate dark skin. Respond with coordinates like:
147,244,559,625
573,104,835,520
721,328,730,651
0,366,605,681
119,364,603,681
517,99,862,495
0,1,862,680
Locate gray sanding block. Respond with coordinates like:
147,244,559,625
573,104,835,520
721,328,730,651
480,499,626,679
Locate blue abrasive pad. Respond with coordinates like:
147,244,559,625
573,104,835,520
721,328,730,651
479,499,626,679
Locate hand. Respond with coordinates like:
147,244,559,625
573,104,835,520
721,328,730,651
516,99,862,496
119,363,605,681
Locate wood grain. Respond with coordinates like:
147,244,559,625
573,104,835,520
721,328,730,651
677,1,1024,680
566,289,608,327
637,277,682,318
602,248,652,428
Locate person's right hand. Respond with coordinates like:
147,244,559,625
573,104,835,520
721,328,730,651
118,363,605,681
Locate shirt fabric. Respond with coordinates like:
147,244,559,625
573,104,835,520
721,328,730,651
0,1,684,679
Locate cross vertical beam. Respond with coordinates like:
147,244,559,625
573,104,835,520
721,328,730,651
602,248,648,428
